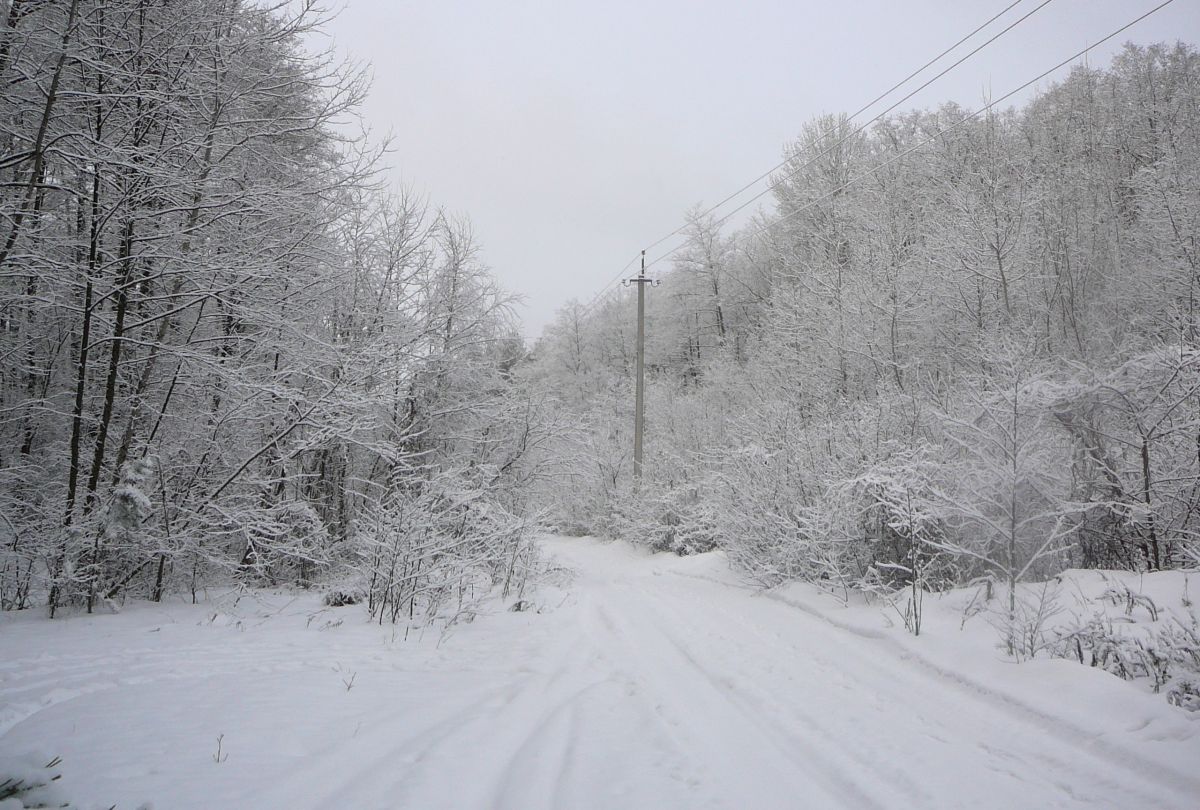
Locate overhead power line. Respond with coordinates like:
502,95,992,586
576,253,642,320
578,0,1051,320
644,0,1061,272
639,0,1034,258
648,0,1177,272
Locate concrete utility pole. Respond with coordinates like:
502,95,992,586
625,250,658,483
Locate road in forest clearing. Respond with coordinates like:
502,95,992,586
2,536,1198,809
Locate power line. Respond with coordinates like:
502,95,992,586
639,0,1032,258
644,0,1061,272
699,0,1177,264
576,253,641,319
579,0,1052,319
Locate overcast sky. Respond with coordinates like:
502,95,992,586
319,0,1199,338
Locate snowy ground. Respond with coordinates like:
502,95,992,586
2,536,1198,809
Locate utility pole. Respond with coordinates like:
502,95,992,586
625,250,658,483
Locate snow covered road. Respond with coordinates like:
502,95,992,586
2,536,1198,809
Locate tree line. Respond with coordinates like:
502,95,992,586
0,0,552,618
529,43,1200,643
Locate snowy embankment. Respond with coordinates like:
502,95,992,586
2,536,1198,810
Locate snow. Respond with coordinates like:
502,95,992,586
2,536,1198,809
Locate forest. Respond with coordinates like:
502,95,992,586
0,0,551,622
0,1,1197,639
530,42,1200,631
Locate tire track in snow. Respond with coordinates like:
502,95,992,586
587,593,885,810
345,622,606,809
0,639,402,736
256,678,523,809
753,590,1198,807
628,582,933,806
396,594,704,810
643,565,1198,809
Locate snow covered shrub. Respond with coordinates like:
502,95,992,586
624,485,717,556
668,509,719,556
1049,575,1200,707
105,459,155,543
1102,580,1160,621
1167,678,1200,711
1054,616,1131,677
0,755,68,809
322,588,363,607
708,397,915,589
708,438,822,585
1053,615,1175,690
1045,345,1200,572
842,446,958,634
354,472,535,624
236,500,331,585
1159,617,1200,695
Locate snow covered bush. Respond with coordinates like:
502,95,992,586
843,445,960,634
354,472,536,625
322,588,363,607
1043,345,1200,572
0,755,69,809
1168,678,1200,711
622,484,717,556
1179,543,1200,571
104,459,155,543
1047,573,1200,709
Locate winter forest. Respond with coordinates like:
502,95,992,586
0,0,541,620
2,1,1200,808
535,44,1200,609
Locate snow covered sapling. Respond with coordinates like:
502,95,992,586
852,447,943,636
87,458,156,611
932,351,1078,656
1009,580,1065,660
106,458,155,539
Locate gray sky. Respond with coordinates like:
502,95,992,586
320,0,1200,338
